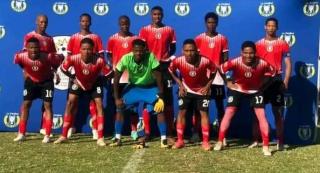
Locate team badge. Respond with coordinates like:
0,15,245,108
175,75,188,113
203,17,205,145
122,42,129,48
244,71,252,78
94,3,109,16
23,89,27,96
208,41,215,48
52,114,63,129
134,3,149,16
82,69,90,75
53,2,69,15
299,63,315,79
280,32,296,47
3,112,20,128
266,44,273,52
284,93,293,108
11,0,27,12
303,2,319,17
227,96,233,103
32,66,39,71
189,70,196,77
258,2,275,17
178,98,183,106
155,32,162,39
175,3,190,16
298,125,312,141
71,83,78,90
0,26,5,39
216,3,232,17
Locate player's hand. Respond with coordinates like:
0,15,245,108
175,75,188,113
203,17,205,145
199,85,211,95
54,73,61,85
115,98,124,109
283,79,289,90
227,81,238,90
154,98,164,113
178,86,187,97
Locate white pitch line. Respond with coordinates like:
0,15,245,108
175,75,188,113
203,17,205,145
122,149,145,173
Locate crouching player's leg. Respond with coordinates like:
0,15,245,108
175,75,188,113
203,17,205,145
197,96,211,151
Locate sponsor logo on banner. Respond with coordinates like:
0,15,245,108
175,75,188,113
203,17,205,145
303,2,319,17
216,3,232,17
0,26,5,39
258,2,275,17
299,63,315,79
94,3,109,16
134,3,149,16
175,3,190,16
53,36,70,90
280,32,296,47
298,125,312,141
3,113,20,128
284,93,293,108
11,0,27,12
52,114,63,129
53,2,69,15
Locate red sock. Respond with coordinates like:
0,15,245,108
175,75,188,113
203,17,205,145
41,112,46,129
97,115,104,139
89,101,97,130
18,119,27,135
254,108,269,146
45,118,52,136
218,107,237,142
131,115,138,131
176,123,185,142
142,109,150,135
62,115,72,138
202,124,210,143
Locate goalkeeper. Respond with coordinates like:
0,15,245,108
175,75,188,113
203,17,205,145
110,39,168,149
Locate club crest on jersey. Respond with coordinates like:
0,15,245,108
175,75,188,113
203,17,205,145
266,45,273,52
216,3,232,17
155,32,162,39
32,66,39,71
175,3,190,16
258,2,275,17
244,71,252,78
53,36,70,57
82,69,90,75
178,98,183,106
11,0,27,12
53,2,69,15
23,89,27,96
72,83,78,90
284,93,293,108
52,114,63,129
122,42,129,48
299,63,315,79
0,26,5,39
298,125,312,141
303,2,319,17
209,41,215,48
280,32,296,47
134,3,149,16
227,96,233,103
189,70,197,77
3,112,20,128
94,3,109,16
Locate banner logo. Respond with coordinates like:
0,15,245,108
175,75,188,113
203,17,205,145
280,32,296,47
299,63,315,79
303,2,319,17
52,114,63,129
284,93,293,108
3,113,20,128
94,3,109,16
0,26,5,39
134,3,149,16
11,0,27,12
175,3,190,16
216,3,232,17
258,2,275,17
298,125,312,141
53,2,69,15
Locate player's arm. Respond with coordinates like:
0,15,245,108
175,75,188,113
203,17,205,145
199,63,217,95
60,56,74,78
222,51,229,63
219,60,237,90
283,56,292,90
169,43,176,57
221,37,229,63
168,61,186,97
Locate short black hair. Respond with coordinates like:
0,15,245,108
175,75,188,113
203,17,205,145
241,41,256,52
27,37,40,44
80,13,91,21
183,39,196,46
132,39,146,47
119,15,130,22
151,6,163,13
265,17,278,27
205,12,218,23
80,38,94,47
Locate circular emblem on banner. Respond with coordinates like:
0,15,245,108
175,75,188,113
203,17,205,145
209,41,215,48
299,63,315,79
53,2,69,15
94,3,109,16
32,66,39,71
216,3,232,17
227,96,233,103
280,32,296,47
178,98,183,106
266,45,273,52
3,113,20,128
298,125,312,141
0,26,5,39
258,2,275,17
244,71,252,78
303,2,319,17
189,70,196,77
155,32,162,39
72,83,78,90
284,93,293,108
175,3,190,16
53,36,70,57
122,42,129,48
134,3,149,16
11,0,27,12
82,69,90,75
52,114,63,129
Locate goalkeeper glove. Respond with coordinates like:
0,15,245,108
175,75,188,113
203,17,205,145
154,94,164,113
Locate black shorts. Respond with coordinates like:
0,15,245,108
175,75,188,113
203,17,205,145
160,61,173,105
210,84,226,100
226,89,265,108
264,79,285,107
178,93,210,112
68,78,103,99
23,78,54,102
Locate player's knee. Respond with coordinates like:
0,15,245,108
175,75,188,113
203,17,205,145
43,102,52,111
22,101,32,109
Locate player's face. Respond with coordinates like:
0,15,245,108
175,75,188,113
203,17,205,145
80,43,94,61
206,18,217,32
151,10,163,24
119,18,130,33
132,45,146,63
36,16,48,33
80,16,91,30
183,43,197,62
241,47,256,65
27,42,40,59
265,20,277,36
